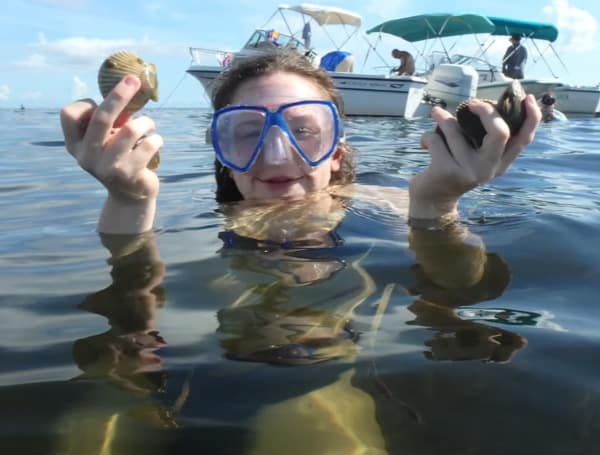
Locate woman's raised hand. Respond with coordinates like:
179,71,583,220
409,95,541,221
60,75,162,202
60,75,163,233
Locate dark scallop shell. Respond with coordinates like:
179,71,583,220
437,80,527,150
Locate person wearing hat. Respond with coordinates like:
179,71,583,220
502,34,528,79
539,93,568,122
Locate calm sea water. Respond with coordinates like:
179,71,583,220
1,107,600,454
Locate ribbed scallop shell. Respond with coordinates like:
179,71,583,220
98,51,159,113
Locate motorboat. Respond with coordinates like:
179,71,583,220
554,85,600,115
473,17,564,101
458,16,599,115
366,13,593,115
366,13,497,112
186,4,428,117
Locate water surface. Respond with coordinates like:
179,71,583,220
1,108,599,454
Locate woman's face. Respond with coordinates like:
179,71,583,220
227,71,342,201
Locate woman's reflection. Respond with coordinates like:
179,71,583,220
73,233,168,395
67,194,535,454
407,224,527,362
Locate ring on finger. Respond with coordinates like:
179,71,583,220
133,134,148,150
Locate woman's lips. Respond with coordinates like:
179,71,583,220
258,176,302,186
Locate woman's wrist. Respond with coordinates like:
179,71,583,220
98,194,157,234
408,212,458,230
408,171,460,227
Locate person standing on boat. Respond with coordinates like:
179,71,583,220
502,34,527,79
302,22,312,50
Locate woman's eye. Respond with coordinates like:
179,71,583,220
235,128,262,140
293,125,319,137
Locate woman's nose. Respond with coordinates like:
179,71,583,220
259,126,295,165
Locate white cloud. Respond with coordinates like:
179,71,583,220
19,32,188,71
34,32,137,66
15,53,48,70
543,0,598,53
0,84,10,101
72,75,88,99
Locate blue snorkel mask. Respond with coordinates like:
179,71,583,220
210,100,344,173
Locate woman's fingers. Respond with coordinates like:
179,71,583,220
431,106,474,167
498,94,541,175
420,131,457,170
85,75,141,147
108,115,157,161
60,98,97,156
508,94,541,148
467,99,510,157
128,133,164,169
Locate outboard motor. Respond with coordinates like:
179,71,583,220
426,64,479,110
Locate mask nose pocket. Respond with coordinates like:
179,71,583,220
259,126,296,165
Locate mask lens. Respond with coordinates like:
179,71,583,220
281,102,337,163
214,109,266,170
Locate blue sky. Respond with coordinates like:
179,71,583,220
1,0,599,108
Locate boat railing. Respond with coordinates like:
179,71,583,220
189,47,233,67
448,54,507,83
189,29,313,68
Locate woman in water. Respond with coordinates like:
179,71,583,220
58,51,540,452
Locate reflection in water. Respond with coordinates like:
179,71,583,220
405,224,528,363
74,255,168,394
218,283,362,366
53,236,182,453
58,195,533,453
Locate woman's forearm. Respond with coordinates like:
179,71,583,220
98,195,157,234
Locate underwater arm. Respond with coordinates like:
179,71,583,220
98,230,162,266
408,222,488,290
60,75,162,234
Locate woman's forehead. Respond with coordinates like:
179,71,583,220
230,72,329,107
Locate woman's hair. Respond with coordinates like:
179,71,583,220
211,51,356,203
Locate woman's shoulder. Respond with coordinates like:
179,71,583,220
329,183,409,215
543,109,568,122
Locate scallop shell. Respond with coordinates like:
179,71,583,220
98,51,159,114
455,80,526,148
147,152,160,170
436,80,527,150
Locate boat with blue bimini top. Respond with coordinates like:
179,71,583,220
186,4,429,118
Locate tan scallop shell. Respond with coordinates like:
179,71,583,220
98,51,159,114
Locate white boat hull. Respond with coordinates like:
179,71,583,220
477,79,562,100
554,86,600,115
187,65,428,118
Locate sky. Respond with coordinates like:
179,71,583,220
1,0,599,109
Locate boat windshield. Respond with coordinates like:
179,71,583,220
242,29,306,52
450,54,499,71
